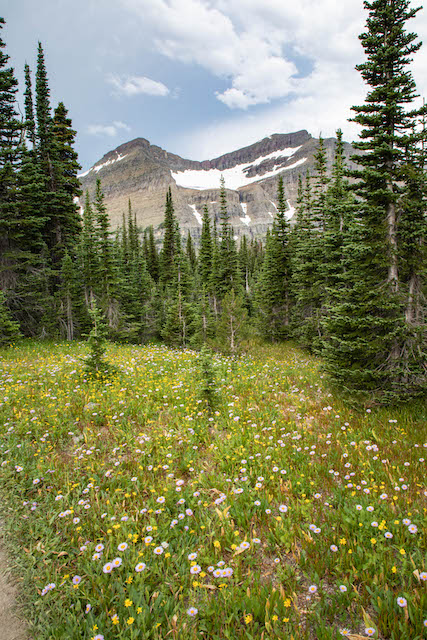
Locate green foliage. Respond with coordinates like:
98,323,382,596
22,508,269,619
0,289,21,345
323,0,427,401
215,289,250,355
198,345,217,411
1,341,426,640
83,303,117,381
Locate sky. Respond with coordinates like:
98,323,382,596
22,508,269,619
3,0,427,172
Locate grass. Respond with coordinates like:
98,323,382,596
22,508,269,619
0,339,426,640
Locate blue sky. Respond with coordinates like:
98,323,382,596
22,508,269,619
3,0,427,172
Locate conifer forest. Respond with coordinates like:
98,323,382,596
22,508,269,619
0,2,426,640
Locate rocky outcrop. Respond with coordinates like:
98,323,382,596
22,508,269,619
78,130,357,241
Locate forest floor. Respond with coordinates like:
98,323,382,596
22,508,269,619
0,340,426,640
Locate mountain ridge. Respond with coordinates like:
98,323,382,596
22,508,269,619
78,130,356,240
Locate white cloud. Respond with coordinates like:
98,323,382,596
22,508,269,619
87,121,131,137
108,74,170,96
118,0,427,157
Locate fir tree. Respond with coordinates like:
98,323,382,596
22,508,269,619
0,18,24,293
198,205,213,289
0,289,21,346
160,188,178,286
93,179,118,328
24,63,36,145
186,231,197,272
324,0,427,399
81,191,98,305
217,177,238,297
215,289,250,355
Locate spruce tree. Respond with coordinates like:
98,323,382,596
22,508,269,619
24,63,36,145
324,0,427,399
0,290,21,346
81,191,98,305
0,18,24,293
160,188,178,286
217,177,239,297
198,205,213,290
215,289,250,355
93,179,118,328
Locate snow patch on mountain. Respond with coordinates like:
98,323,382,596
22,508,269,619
239,203,251,226
78,152,128,178
172,149,306,191
188,204,202,225
286,200,296,220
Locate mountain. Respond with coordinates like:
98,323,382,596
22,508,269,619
78,130,356,240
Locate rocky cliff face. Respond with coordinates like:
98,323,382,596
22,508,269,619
78,131,356,241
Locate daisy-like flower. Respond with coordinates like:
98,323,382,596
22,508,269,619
339,585,347,593
356,504,363,511
188,552,198,561
95,544,104,552
240,541,250,550
365,628,376,637
135,562,146,572
367,506,374,512
380,493,388,500
72,575,82,585
252,537,261,544
384,532,393,539
308,585,317,594
402,518,411,526
223,567,233,577
103,562,113,574
408,524,418,534
279,505,288,513
254,500,261,506
213,568,222,578
330,545,338,552
112,557,122,568
85,604,91,613
420,572,427,581
118,542,128,551
41,583,56,596
144,536,153,544
187,606,198,616
190,565,201,574
397,597,407,608
156,496,165,504
93,635,104,640
154,546,164,555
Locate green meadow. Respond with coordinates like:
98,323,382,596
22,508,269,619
0,341,426,640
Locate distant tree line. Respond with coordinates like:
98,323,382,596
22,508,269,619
0,1,426,403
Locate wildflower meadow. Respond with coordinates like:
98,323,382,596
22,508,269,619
0,340,426,639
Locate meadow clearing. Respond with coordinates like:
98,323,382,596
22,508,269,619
0,341,426,640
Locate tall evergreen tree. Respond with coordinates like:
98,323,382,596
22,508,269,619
217,177,238,297
324,0,427,399
198,205,213,289
24,63,36,145
93,179,118,328
256,176,292,341
0,18,24,293
160,188,178,287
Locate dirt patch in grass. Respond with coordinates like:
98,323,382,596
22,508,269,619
0,523,30,640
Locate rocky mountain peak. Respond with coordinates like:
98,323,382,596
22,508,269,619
78,130,356,242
